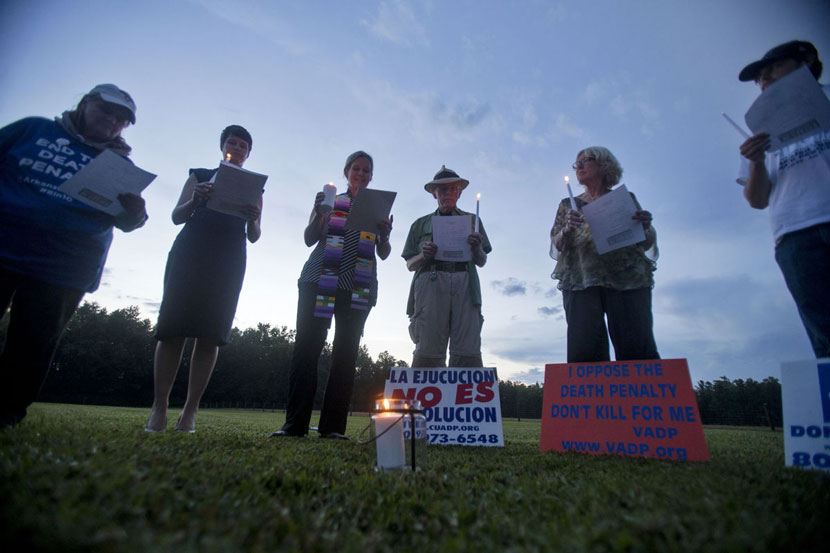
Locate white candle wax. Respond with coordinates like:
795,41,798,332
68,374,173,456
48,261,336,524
375,413,406,470
475,193,480,233
565,176,577,211
322,183,336,211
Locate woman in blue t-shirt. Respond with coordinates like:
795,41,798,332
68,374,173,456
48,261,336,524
0,84,148,428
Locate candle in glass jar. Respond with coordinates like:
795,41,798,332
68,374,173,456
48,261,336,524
375,412,406,469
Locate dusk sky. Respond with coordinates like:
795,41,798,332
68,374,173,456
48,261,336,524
2,0,828,386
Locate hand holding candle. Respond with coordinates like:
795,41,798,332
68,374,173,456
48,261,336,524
475,193,480,233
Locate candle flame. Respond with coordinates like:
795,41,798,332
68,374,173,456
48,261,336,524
226,153,231,161
564,176,570,184
383,398,390,410
477,193,481,200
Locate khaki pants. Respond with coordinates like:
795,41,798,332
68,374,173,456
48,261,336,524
409,271,483,367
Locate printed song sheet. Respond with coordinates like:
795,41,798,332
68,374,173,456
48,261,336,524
343,188,396,233
581,184,645,255
745,65,830,151
432,214,473,262
59,149,156,216
207,161,268,219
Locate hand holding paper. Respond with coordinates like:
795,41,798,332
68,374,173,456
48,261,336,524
206,161,267,219
59,150,156,216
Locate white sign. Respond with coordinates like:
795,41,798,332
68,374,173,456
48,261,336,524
781,358,830,471
344,188,396,233
384,367,504,447
581,184,646,254
207,161,268,219
432,214,473,262
745,65,830,151
59,149,156,216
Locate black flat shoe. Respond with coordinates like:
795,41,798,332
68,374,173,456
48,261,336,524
319,432,350,441
269,430,304,438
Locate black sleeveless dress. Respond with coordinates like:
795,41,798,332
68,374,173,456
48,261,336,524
154,168,247,345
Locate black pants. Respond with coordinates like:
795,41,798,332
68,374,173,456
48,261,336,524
563,286,659,363
0,267,85,426
282,284,371,436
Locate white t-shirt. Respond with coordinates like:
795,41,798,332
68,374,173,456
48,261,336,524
737,85,830,243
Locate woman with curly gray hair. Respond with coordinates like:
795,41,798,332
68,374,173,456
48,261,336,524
550,146,659,363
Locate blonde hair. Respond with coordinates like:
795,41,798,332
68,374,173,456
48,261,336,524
577,146,623,188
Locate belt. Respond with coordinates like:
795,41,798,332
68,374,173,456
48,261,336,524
426,261,468,273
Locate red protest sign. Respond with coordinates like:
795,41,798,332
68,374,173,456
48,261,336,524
541,359,709,461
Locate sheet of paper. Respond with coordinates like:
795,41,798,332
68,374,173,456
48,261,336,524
59,149,156,216
343,188,396,233
744,65,830,150
581,184,645,255
432,214,473,262
206,161,268,219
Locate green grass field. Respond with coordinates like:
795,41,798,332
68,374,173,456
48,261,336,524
1,403,827,553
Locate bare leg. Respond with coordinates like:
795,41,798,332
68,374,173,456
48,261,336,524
147,337,187,431
177,338,219,432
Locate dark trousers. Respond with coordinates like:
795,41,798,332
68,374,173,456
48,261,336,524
563,286,659,363
775,222,830,358
282,285,371,435
0,267,85,426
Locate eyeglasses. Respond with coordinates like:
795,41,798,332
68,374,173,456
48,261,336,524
435,184,461,195
572,157,596,170
92,101,131,124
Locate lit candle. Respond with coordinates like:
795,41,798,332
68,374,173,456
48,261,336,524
322,182,336,211
225,152,232,162
375,411,406,470
565,176,577,211
475,193,480,233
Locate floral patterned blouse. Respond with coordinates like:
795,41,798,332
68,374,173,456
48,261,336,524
549,193,658,291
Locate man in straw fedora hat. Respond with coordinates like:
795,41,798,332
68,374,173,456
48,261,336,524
402,166,492,367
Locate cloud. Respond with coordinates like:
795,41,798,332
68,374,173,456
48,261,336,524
506,367,545,385
552,113,589,141
188,0,309,55
362,0,428,47
347,81,497,145
654,274,812,381
430,97,492,131
491,278,527,296
577,74,661,136
537,306,561,317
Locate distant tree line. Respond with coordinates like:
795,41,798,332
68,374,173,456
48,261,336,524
0,303,541,416
695,376,782,428
0,303,783,425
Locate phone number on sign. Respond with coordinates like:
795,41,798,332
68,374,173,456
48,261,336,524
429,433,499,444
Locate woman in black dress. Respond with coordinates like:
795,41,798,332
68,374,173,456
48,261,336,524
146,125,262,433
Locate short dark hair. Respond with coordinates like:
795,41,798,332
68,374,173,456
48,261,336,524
343,150,373,175
220,125,252,152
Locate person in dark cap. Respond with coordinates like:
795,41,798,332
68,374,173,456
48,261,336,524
0,84,148,427
402,166,492,367
736,40,830,358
